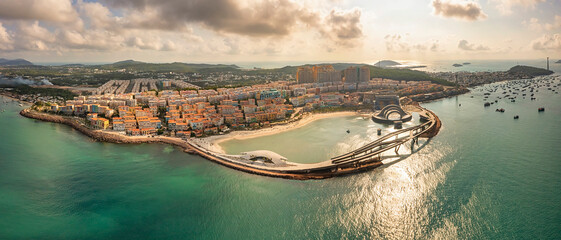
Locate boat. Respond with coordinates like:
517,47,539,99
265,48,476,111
538,107,545,112
514,115,519,119
495,108,505,113
484,102,491,107
18,104,23,107
346,129,350,134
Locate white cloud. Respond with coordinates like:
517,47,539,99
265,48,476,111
0,22,14,50
385,35,442,53
432,0,487,21
490,0,545,15
531,34,561,50
523,15,561,31
0,0,83,29
458,39,490,51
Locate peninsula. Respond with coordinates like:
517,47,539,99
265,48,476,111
3,60,551,178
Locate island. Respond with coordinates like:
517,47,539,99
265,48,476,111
453,63,463,67
555,60,561,64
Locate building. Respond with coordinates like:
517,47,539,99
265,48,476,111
313,65,341,83
344,66,370,83
258,89,281,100
359,66,370,82
296,67,314,83
374,95,400,110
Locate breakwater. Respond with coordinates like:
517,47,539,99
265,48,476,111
20,106,441,180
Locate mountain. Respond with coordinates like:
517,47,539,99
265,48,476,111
373,60,401,68
365,65,456,86
507,65,553,77
555,60,561,64
267,62,455,86
0,58,33,66
99,60,239,73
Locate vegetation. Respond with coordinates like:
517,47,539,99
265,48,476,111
1,85,77,100
97,60,239,73
507,65,553,77
366,66,456,86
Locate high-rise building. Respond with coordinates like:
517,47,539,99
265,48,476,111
344,67,358,83
313,65,341,83
359,66,370,82
296,67,314,83
344,66,371,83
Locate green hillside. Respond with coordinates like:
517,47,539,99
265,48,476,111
98,60,240,73
366,66,455,86
507,65,553,77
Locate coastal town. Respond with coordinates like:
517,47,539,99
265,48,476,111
20,65,466,138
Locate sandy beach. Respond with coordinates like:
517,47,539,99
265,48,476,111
192,111,365,154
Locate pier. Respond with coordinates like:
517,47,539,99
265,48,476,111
185,105,441,180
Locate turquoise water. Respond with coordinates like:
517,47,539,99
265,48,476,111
1,75,561,239
220,114,421,164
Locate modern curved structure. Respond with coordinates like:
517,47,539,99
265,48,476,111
20,104,441,180
371,104,412,124
186,105,440,180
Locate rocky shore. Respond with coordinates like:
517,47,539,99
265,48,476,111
20,109,197,154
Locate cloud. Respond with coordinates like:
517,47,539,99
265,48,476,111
0,0,364,57
103,0,321,37
430,41,441,52
458,39,490,51
321,9,363,47
13,21,56,51
0,0,82,29
384,35,441,52
531,34,561,50
523,15,561,31
385,34,411,52
78,0,120,31
490,0,545,15
0,22,14,50
432,0,487,21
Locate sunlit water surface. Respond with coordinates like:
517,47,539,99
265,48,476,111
0,75,560,239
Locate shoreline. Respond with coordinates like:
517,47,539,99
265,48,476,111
196,111,363,154
18,108,382,180
0,92,32,105
19,104,441,180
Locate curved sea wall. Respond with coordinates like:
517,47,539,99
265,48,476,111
20,107,442,180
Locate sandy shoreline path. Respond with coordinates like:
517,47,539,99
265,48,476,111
193,111,364,154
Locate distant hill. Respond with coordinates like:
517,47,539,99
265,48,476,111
60,64,85,67
98,60,240,73
373,60,401,68
264,62,455,86
366,66,456,86
555,60,561,64
507,65,553,77
0,58,33,66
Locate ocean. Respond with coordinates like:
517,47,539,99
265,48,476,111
0,71,560,239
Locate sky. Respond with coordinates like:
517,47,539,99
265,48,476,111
0,0,559,65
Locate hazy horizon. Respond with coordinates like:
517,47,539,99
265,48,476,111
0,0,560,64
